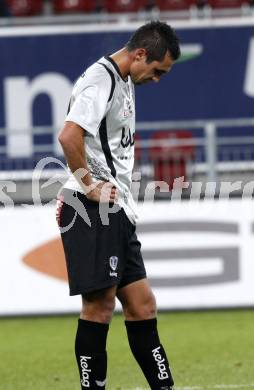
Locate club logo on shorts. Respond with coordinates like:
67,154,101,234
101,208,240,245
109,256,118,277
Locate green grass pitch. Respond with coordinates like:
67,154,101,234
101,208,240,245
0,310,254,390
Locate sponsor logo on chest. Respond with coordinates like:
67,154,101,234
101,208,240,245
123,97,133,118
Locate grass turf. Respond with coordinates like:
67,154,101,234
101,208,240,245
0,310,253,389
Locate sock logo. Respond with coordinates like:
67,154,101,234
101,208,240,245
95,379,107,387
152,346,169,380
80,356,91,387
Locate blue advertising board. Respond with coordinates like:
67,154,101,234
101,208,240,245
0,21,254,161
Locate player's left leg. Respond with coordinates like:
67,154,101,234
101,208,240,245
117,278,175,390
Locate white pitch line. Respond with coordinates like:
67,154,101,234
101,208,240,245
213,385,254,389
179,386,254,390
116,385,254,390
176,387,202,390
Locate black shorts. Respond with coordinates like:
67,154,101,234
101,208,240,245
57,188,146,295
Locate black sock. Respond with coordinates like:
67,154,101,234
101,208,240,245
75,319,109,389
125,318,174,389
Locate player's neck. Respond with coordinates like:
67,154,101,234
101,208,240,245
109,48,132,80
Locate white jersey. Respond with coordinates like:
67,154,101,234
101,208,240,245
64,56,138,224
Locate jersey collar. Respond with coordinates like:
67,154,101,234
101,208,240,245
104,55,128,83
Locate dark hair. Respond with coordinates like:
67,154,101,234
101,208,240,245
126,21,181,63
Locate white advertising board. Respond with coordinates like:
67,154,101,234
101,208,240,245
0,199,254,315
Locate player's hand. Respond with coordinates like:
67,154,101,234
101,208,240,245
86,181,118,203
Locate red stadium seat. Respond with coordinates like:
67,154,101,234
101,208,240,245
208,0,246,7
155,0,196,10
150,130,195,190
103,0,148,13
7,0,43,16
53,0,96,13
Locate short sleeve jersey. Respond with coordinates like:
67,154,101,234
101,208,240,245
64,56,138,224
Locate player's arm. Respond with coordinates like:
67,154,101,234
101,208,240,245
58,121,117,203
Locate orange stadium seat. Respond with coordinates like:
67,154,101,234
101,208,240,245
208,0,246,7
154,0,196,10
7,0,43,16
53,0,96,13
103,0,148,13
150,130,195,190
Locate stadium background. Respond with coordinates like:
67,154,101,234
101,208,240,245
0,1,254,389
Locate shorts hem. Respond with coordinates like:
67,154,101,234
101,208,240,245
117,273,147,290
69,280,120,296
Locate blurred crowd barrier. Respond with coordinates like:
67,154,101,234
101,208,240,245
1,120,254,203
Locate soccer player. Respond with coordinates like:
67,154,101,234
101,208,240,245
57,21,180,389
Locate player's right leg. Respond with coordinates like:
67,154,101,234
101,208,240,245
56,188,124,389
74,286,116,389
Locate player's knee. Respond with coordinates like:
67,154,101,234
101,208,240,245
100,298,116,322
81,299,115,323
124,291,157,320
81,290,116,323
